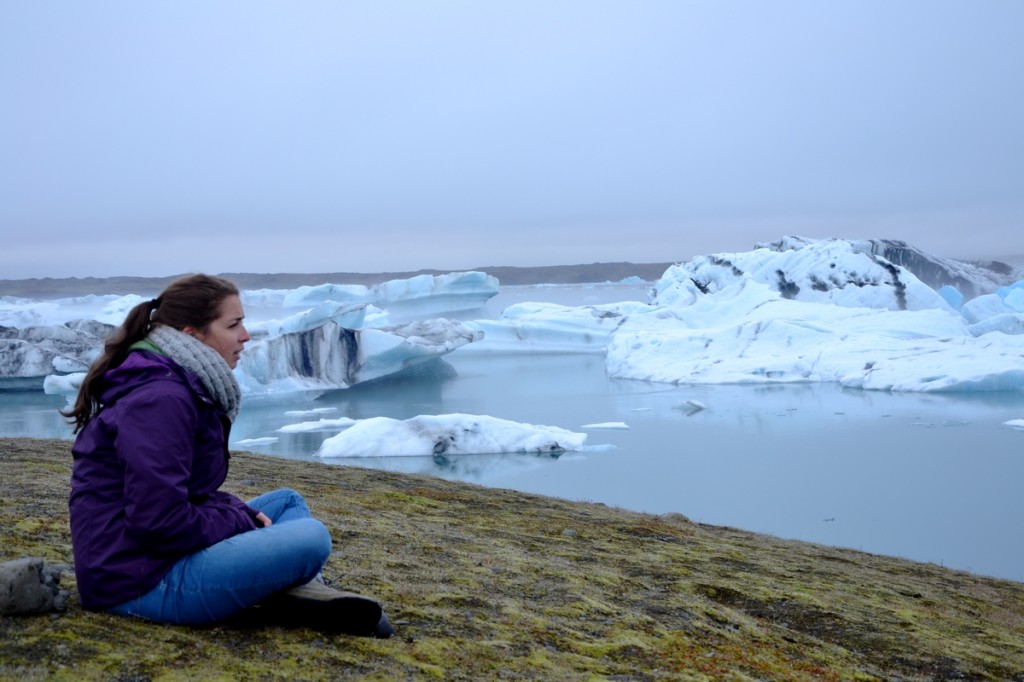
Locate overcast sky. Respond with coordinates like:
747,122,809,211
2,1,1022,279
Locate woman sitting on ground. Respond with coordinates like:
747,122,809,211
64,273,392,636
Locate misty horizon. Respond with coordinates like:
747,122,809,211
3,242,1024,286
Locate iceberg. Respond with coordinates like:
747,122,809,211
605,279,1024,391
247,301,369,338
20,272,492,393
277,416,357,433
6,239,1024,396
581,422,630,430
281,271,498,324
1,322,109,388
316,413,587,458
463,238,1024,392
757,236,1019,300
961,282,1024,335
0,293,146,329
235,318,482,395
655,236,954,311
462,300,654,353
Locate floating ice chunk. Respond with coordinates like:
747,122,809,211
937,285,964,311
277,417,357,433
236,318,482,395
1004,286,1024,312
962,292,1014,325
676,400,707,415
581,422,629,430
281,272,498,322
43,373,83,395
0,293,147,329
582,443,618,453
653,238,954,312
1005,419,1024,430
356,320,482,380
317,413,587,457
461,301,655,353
967,314,1024,337
2,322,105,384
607,281,1024,392
233,437,279,447
283,283,374,308
248,302,368,337
284,407,338,417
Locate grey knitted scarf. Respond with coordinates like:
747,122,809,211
147,324,242,423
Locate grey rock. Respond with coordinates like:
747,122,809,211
0,557,71,616
659,512,692,524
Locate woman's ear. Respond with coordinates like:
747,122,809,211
181,326,198,338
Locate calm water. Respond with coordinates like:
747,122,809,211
4,282,1023,582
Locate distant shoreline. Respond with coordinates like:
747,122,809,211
0,261,675,299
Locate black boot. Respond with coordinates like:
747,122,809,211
259,580,385,637
373,611,396,639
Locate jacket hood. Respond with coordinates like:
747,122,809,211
99,350,211,408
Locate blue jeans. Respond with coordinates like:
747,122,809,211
107,489,331,625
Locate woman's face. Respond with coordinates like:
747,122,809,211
190,295,250,369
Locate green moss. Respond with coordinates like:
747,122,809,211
3,437,1024,681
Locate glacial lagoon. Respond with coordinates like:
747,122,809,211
3,282,1023,582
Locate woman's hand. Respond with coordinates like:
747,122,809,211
256,512,273,527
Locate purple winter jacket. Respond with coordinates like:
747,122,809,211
69,349,260,610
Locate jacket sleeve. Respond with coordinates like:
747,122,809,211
115,383,257,554
208,490,264,525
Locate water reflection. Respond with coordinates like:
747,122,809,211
0,391,73,439
326,448,570,483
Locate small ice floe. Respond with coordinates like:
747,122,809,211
317,413,587,458
277,417,357,433
581,422,630,430
284,407,338,417
942,419,972,427
233,437,279,447
674,399,707,416
42,374,83,396
1004,419,1024,430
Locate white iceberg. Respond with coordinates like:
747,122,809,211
9,239,1024,395
465,238,1024,393
236,319,482,395
277,416,357,433
581,422,630,430
316,413,587,458
282,271,498,324
22,271,492,393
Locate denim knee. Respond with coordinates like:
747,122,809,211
247,488,311,519
286,517,333,567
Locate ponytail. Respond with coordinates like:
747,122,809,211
62,274,238,432
62,298,160,432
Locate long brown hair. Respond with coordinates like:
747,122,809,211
63,274,240,433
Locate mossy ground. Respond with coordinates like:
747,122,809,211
2,437,1023,681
